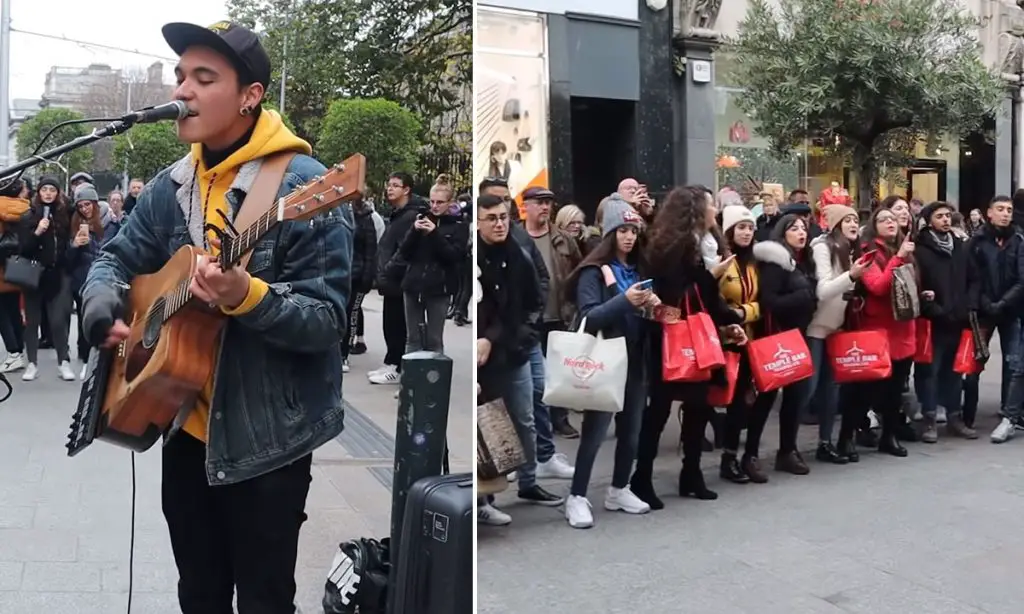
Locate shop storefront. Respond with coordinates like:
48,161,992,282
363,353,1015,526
473,7,550,201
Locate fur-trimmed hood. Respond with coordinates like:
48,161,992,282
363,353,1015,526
753,240,795,271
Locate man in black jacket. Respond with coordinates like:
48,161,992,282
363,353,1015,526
914,202,977,442
341,199,379,372
477,194,563,526
965,195,1024,443
370,172,424,385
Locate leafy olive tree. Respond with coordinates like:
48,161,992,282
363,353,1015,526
730,0,1004,207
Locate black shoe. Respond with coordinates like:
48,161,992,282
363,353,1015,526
856,428,879,448
454,314,470,327
39,339,52,350
719,453,750,484
894,421,918,442
836,438,859,463
878,433,908,457
517,485,565,506
629,476,664,511
351,341,367,355
679,467,718,500
815,442,849,465
554,421,580,439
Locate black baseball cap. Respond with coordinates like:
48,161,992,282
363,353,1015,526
162,21,271,90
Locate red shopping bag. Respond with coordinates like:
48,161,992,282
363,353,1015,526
914,318,933,364
953,329,982,375
747,328,814,392
827,329,892,384
662,319,712,383
707,351,741,405
688,289,726,371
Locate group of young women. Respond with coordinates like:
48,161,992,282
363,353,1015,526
555,185,980,529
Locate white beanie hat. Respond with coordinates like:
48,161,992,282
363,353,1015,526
721,205,756,234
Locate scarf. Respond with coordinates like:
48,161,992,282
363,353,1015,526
609,260,641,338
928,229,953,255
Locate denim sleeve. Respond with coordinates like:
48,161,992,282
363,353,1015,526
81,181,170,300
233,205,352,352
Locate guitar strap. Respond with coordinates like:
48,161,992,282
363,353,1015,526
230,151,297,270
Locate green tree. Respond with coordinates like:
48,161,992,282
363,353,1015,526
112,123,189,182
261,100,298,135
317,98,422,194
16,108,94,180
730,0,1004,207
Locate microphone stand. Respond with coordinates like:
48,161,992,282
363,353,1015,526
0,118,137,180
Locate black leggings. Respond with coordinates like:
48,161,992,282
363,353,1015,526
839,358,914,442
633,380,714,483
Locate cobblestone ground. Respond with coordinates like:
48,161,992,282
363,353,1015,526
0,293,472,613
479,341,1024,614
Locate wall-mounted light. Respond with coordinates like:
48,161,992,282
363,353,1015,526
647,0,667,11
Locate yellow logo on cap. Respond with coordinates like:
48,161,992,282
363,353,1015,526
208,21,231,32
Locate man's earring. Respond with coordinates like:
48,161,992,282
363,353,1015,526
240,106,251,116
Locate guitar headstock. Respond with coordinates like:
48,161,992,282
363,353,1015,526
277,153,367,222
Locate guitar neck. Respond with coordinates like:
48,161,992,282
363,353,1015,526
224,208,279,267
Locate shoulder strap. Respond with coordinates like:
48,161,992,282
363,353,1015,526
232,152,297,270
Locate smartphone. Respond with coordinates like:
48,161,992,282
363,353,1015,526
79,223,89,234
638,279,654,291
859,249,877,261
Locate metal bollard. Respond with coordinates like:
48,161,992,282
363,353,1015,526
386,348,453,613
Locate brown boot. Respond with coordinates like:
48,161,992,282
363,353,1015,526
774,450,810,475
740,454,769,484
946,414,979,440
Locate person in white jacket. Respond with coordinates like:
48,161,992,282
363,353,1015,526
805,205,870,463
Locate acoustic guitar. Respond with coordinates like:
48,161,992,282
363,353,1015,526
67,154,366,456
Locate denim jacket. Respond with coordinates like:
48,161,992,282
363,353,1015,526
82,153,353,485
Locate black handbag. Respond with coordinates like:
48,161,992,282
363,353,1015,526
4,255,44,290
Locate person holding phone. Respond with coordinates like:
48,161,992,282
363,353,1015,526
67,185,106,379
561,200,658,528
807,205,870,463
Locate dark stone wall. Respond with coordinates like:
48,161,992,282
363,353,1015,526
636,1,675,197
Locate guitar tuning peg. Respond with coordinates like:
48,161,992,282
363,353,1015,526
315,193,325,202
316,175,326,183
332,186,343,194
334,163,345,171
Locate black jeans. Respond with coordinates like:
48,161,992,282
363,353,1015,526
839,358,914,441
162,433,313,614
0,292,23,354
340,291,366,359
382,295,407,368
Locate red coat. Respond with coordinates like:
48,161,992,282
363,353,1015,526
857,246,917,360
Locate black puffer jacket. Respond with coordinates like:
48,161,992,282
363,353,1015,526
19,202,72,298
350,201,378,294
376,198,425,297
915,229,971,331
966,224,1024,326
391,214,469,297
478,233,543,375
753,240,818,334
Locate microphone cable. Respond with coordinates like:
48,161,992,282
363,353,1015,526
0,372,12,404
126,452,137,614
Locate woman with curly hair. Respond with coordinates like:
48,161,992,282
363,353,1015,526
629,186,747,510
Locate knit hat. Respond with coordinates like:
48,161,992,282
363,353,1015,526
37,176,60,192
823,205,858,231
721,205,755,234
919,201,953,224
602,199,644,237
73,184,99,203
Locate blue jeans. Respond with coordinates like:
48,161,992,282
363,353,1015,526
528,342,555,463
484,360,539,489
913,328,963,419
804,337,840,443
963,319,1024,421
570,370,647,497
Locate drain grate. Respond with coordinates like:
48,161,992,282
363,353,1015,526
335,400,396,491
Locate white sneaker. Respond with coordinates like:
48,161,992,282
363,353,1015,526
912,408,923,422
991,417,1016,444
79,363,89,380
936,407,947,424
477,503,511,526
22,363,38,381
868,410,881,430
604,486,651,514
1,352,25,373
58,361,75,381
393,389,400,399
536,453,575,479
366,365,390,379
506,471,517,483
565,495,594,529
342,359,350,373
368,365,400,385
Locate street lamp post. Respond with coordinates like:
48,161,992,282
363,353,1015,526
0,0,12,169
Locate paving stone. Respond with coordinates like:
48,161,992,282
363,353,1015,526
21,562,102,592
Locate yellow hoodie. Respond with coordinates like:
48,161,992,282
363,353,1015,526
182,109,313,444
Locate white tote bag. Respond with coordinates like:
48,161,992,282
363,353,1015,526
542,318,628,413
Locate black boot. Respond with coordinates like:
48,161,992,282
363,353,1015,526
836,436,859,463
679,465,718,500
815,442,849,464
629,462,664,511
719,453,750,484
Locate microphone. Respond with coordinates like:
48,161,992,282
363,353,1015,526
42,206,50,219
120,101,193,125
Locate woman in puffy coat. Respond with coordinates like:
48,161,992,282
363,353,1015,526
840,207,918,458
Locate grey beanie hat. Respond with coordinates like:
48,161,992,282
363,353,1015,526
73,183,99,203
602,199,645,237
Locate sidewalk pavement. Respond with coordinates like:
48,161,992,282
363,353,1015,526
0,292,472,613
479,339,1024,614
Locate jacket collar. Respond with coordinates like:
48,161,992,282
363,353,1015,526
168,153,266,247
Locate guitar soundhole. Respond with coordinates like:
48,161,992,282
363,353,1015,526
141,298,165,350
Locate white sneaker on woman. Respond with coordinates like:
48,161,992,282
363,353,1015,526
58,361,75,381
565,495,594,529
21,363,38,381
604,486,651,514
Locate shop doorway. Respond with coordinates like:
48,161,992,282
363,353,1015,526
907,160,947,205
570,97,636,222
958,121,996,214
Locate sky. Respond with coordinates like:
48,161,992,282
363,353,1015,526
6,0,230,103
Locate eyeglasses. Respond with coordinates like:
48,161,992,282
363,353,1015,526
480,213,509,225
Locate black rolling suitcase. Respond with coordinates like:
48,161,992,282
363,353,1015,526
390,472,473,614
